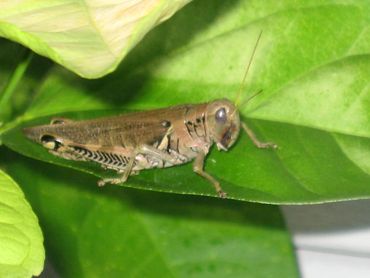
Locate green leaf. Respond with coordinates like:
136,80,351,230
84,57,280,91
2,149,298,277
0,169,44,277
0,39,53,129
0,50,32,122
1,0,370,203
0,0,192,78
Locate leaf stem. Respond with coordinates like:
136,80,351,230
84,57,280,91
0,50,33,123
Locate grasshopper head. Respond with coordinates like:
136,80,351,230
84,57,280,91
206,99,240,151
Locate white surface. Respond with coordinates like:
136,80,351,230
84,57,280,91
296,249,370,278
282,199,370,278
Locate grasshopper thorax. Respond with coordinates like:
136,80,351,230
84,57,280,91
206,99,240,151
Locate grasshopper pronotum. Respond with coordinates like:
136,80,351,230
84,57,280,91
23,32,276,198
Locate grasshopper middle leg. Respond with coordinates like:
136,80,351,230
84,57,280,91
193,151,226,198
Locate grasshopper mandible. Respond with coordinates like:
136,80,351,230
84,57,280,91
23,32,276,198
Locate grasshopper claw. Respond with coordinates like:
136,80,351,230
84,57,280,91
218,190,227,198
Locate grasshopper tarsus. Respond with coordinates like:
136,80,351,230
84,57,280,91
259,142,278,149
97,180,106,187
218,190,227,198
217,190,227,199
97,176,128,187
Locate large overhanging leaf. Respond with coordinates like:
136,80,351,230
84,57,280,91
0,169,44,277
1,0,370,204
0,0,192,78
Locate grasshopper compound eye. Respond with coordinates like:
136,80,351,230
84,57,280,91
215,108,227,124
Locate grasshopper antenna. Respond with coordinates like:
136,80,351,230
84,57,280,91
235,30,263,107
239,89,263,109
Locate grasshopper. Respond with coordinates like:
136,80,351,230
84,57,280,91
23,32,276,198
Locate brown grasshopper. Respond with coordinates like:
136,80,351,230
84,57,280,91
23,32,276,198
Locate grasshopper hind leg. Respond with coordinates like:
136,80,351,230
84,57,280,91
49,149,87,161
97,153,136,187
97,143,186,187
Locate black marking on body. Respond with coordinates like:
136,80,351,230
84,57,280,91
201,113,207,138
166,136,182,157
161,120,171,128
166,135,171,153
176,138,180,153
194,123,203,137
40,135,63,151
184,120,194,139
71,146,128,168
149,134,166,148
186,116,206,138
221,128,233,148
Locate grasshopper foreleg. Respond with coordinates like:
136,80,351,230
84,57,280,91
193,151,226,198
241,122,277,149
